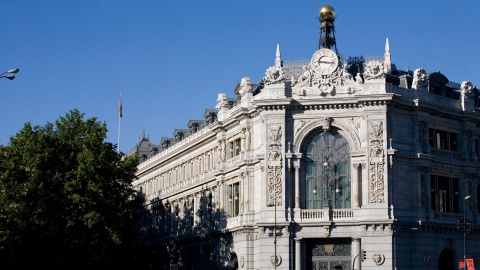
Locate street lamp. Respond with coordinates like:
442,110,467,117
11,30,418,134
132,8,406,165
463,195,471,269
0,68,20,80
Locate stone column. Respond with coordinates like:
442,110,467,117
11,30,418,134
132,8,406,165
244,172,249,213
353,163,361,208
352,238,361,270
170,202,176,234
178,199,184,232
219,181,225,211
293,160,301,210
193,193,199,227
240,173,245,215
295,239,302,270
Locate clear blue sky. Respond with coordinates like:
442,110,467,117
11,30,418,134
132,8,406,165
1,0,479,152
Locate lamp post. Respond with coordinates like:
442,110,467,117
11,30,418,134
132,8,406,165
319,157,342,209
464,195,471,269
0,68,19,80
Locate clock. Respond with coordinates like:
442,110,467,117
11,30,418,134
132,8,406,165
311,48,338,75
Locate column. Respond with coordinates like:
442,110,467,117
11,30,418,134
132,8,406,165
240,173,245,215
244,172,249,213
170,202,175,234
202,191,208,226
294,160,301,209
295,239,302,270
193,193,199,227
352,238,361,270
353,163,361,208
178,199,184,232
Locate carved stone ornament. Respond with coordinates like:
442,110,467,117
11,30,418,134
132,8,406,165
216,93,228,110
268,126,282,206
461,81,475,98
363,60,385,81
423,253,431,266
239,77,252,97
264,65,285,85
270,254,282,266
291,49,363,97
412,68,427,89
372,253,385,265
369,121,385,203
324,225,330,238
239,256,245,268
322,117,331,132
294,119,309,136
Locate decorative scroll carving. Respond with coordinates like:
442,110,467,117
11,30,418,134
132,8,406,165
348,117,361,133
412,68,427,89
363,60,384,81
294,119,309,136
268,126,282,206
369,121,385,203
264,66,285,85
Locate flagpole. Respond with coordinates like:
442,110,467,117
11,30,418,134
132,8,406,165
118,92,122,154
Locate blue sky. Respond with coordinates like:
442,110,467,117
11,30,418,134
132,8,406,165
1,0,479,152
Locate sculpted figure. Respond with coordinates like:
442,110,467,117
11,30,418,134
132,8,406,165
412,68,427,89
341,62,353,81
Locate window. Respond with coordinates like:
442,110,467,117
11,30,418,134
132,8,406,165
228,138,241,159
428,128,457,151
227,182,240,217
430,175,459,213
304,130,351,209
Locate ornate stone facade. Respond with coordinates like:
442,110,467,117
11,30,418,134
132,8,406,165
129,14,480,270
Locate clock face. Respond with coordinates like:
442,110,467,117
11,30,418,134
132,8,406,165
311,49,338,75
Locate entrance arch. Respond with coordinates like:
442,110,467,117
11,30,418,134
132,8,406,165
438,249,455,270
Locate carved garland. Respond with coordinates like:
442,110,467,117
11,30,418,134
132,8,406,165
268,126,282,206
369,120,385,203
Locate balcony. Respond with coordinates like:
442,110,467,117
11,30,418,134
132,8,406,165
300,208,354,221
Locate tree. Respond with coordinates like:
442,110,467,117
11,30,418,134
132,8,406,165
0,109,141,269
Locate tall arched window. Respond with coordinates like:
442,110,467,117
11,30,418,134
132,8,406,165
304,129,351,209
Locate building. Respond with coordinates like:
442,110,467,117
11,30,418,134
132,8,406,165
129,5,480,270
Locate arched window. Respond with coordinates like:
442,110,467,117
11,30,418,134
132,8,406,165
304,129,351,209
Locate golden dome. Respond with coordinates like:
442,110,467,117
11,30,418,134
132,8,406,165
319,5,335,20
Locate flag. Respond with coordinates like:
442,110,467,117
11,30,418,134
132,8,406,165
467,259,475,270
119,92,122,118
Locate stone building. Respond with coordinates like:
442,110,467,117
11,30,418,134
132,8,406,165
129,5,480,270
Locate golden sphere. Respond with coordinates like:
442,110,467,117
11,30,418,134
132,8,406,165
319,5,335,20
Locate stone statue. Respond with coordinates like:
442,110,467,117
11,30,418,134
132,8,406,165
412,68,427,89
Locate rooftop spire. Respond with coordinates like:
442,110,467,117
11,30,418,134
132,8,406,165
275,44,281,68
384,38,392,74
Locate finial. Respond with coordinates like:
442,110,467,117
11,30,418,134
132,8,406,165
384,38,392,74
275,44,281,68
319,5,335,20
142,129,145,139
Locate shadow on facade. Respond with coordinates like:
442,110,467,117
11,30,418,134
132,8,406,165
136,194,237,270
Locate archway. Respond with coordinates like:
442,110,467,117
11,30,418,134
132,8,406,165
438,249,455,270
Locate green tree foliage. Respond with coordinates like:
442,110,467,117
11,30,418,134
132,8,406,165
0,110,141,269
